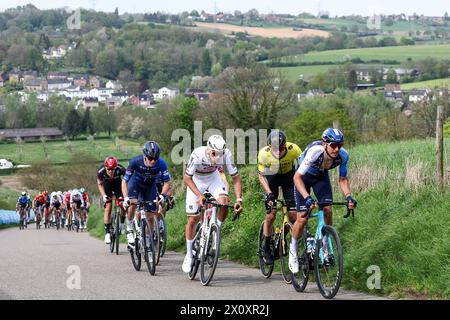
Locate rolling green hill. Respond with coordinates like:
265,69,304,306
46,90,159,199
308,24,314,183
284,44,450,64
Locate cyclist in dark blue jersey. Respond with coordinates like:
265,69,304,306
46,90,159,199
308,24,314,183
289,128,357,273
121,141,172,248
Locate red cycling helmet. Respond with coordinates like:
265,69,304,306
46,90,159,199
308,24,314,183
104,156,118,169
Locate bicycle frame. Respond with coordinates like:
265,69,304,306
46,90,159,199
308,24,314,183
198,204,218,261
309,209,334,265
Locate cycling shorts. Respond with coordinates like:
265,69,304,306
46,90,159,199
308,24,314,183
294,171,333,212
185,171,228,215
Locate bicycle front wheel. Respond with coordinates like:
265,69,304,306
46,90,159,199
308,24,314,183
292,227,310,292
200,223,220,286
188,223,201,280
314,225,343,299
143,221,156,276
257,220,274,278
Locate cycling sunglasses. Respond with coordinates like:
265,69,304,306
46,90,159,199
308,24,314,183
145,155,159,161
327,142,343,149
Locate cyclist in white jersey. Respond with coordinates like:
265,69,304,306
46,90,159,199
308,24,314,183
182,135,243,273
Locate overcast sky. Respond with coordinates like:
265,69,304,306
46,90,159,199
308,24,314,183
0,0,448,16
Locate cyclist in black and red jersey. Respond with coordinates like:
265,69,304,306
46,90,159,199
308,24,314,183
97,156,127,244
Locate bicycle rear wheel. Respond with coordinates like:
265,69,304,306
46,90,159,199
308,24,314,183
153,218,161,265
292,227,310,292
143,221,156,276
109,211,116,253
257,220,274,278
188,223,201,280
280,222,293,284
159,215,167,258
130,232,141,271
200,223,220,286
314,225,343,299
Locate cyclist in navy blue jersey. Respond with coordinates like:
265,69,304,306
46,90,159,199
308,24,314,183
289,128,357,274
121,141,172,248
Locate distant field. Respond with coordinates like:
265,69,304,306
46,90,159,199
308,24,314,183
193,22,330,38
285,44,450,64
273,64,401,82
0,138,142,165
401,77,450,89
272,65,334,81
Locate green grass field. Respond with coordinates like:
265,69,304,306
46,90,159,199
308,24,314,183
0,138,142,165
272,64,401,82
400,77,450,90
286,44,450,64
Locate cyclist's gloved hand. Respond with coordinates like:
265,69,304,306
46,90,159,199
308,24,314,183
305,196,316,210
123,197,130,208
265,193,276,204
346,195,357,208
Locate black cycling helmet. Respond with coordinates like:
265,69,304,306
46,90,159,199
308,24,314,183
267,129,287,147
142,141,161,159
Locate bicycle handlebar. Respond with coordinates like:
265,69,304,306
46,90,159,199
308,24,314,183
314,201,354,219
203,198,241,222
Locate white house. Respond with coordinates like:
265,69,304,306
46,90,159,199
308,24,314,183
153,87,180,101
105,80,123,91
47,78,72,91
408,89,430,103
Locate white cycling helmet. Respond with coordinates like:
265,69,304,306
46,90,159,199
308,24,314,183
206,135,226,164
207,135,226,152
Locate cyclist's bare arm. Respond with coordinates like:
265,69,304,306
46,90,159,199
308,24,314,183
294,171,310,199
97,179,107,198
121,179,128,199
258,173,273,195
161,181,171,195
183,174,204,204
231,173,242,200
338,176,351,198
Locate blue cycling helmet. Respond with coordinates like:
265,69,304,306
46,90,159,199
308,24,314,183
143,141,161,159
322,128,344,144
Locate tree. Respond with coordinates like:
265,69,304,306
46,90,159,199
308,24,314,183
346,69,358,90
63,109,81,139
215,64,295,130
386,68,398,84
80,107,94,135
200,50,212,76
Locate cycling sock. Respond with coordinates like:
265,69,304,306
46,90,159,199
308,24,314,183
127,220,133,231
290,238,298,254
186,239,194,258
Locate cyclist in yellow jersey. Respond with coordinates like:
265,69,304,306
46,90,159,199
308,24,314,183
257,129,302,265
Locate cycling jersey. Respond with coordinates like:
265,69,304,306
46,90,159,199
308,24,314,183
185,146,238,178
50,192,63,205
124,155,171,212
297,141,349,178
34,194,46,205
97,164,126,184
70,191,85,206
258,142,302,175
123,155,171,184
17,196,30,208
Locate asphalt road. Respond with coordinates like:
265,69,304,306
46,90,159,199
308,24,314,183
0,224,387,300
